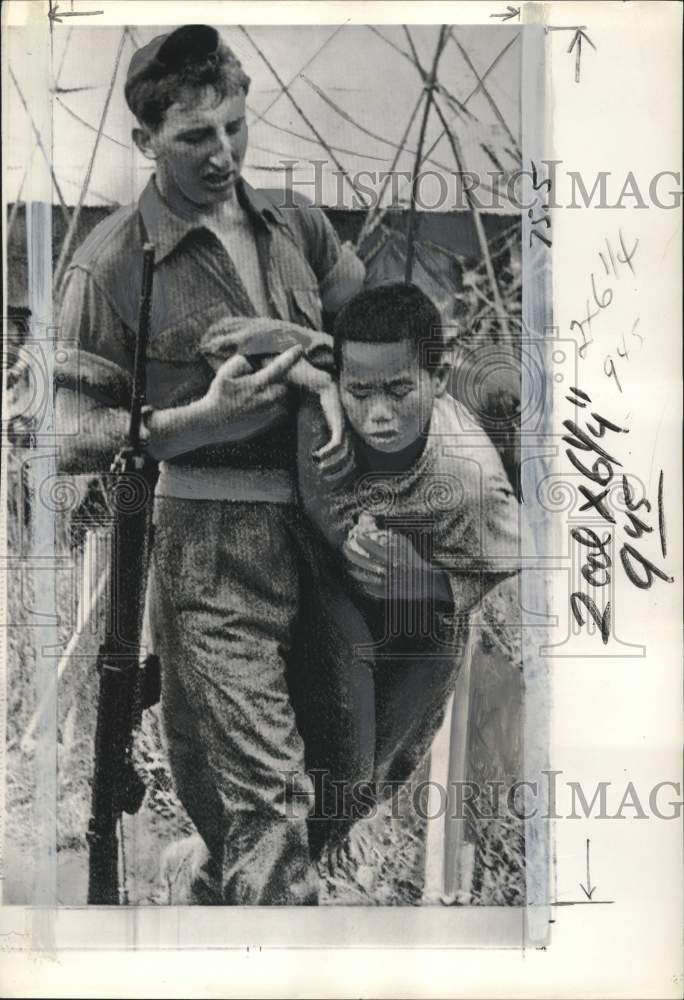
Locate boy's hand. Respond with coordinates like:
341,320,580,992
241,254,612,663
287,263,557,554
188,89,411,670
343,530,442,601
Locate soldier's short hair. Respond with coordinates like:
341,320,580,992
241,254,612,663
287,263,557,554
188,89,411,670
125,25,250,130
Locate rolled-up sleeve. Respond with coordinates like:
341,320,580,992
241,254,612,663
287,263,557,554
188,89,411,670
57,265,134,408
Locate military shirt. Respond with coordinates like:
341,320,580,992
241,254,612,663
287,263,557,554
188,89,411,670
57,177,352,470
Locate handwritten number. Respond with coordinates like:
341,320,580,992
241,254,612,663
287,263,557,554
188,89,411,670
570,236,639,363
630,318,643,347
620,475,652,514
566,451,613,487
586,412,628,437
570,592,611,644
620,544,674,589
616,334,630,360
528,210,551,227
616,230,639,274
572,319,593,359
604,238,618,278
530,228,552,248
623,510,653,540
562,419,620,465
591,272,613,310
530,161,552,193
604,356,623,392
571,299,600,359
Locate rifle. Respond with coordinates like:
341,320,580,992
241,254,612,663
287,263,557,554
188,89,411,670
87,243,160,904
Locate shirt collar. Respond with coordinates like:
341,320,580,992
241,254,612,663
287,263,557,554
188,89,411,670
138,176,286,262
238,180,287,229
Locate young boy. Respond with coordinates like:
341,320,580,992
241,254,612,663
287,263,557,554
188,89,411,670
202,284,521,852
301,283,522,852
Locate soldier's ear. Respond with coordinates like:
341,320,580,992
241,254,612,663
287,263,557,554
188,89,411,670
133,127,157,161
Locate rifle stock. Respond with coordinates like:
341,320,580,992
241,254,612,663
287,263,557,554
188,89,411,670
87,244,158,905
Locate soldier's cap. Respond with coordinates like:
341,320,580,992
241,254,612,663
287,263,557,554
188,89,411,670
125,25,221,107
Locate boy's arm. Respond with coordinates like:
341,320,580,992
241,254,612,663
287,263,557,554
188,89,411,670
343,533,454,605
56,268,302,472
203,314,346,455
280,358,346,457
296,396,358,551
345,525,519,614
344,460,522,614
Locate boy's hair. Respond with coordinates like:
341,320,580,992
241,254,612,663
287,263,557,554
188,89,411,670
333,283,446,372
125,41,250,131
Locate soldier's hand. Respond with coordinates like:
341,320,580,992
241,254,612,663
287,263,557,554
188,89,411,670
203,345,303,426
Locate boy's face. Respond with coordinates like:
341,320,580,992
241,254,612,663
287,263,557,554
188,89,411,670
136,87,248,208
339,339,448,453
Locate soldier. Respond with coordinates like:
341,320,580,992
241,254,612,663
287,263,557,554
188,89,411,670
56,24,364,904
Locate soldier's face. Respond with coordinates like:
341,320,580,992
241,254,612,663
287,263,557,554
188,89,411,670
339,339,443,453
142,88,248,207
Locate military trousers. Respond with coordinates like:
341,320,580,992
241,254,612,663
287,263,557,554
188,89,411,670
150,497,318,905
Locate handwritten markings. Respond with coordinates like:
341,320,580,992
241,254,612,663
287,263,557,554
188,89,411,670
565,388,673,643
48,1,103,22
579,838,596,900
546,25,597,83
658,471,667,558
529,160,553,248
490,5,521,22
569,230,642,395
567,29,596,84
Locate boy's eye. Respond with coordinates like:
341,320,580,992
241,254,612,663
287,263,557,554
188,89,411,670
348,389,371,400
389,385,413,398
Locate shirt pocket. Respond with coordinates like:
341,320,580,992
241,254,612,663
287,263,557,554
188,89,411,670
146,303,227,408
288,287,322,330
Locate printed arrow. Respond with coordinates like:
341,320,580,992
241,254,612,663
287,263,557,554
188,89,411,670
490,5,521,21
579,838,597,900
568,27,596,83
48,1,103,22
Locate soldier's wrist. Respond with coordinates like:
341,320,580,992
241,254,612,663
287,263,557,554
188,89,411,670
144,397,218,459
